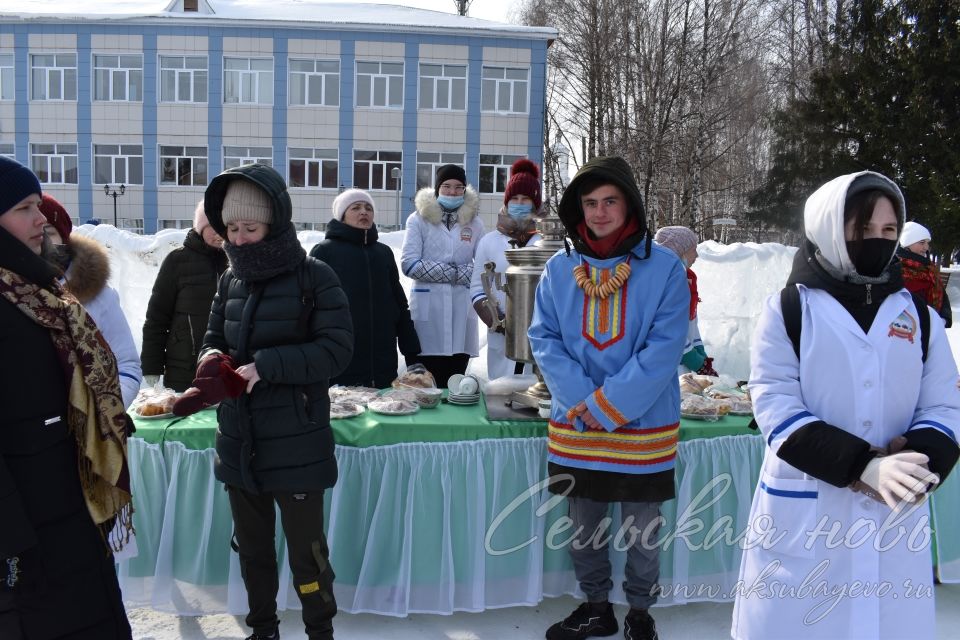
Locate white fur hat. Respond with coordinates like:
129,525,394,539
900,221,931,248
332,189,375,221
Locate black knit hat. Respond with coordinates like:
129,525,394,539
435,164,467,196
0,156,43,217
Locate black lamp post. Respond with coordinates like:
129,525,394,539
104,184,126,228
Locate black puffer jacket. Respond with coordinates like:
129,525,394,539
202,163,353,493
310,219,420,388
141,229,227,391
0,227,131,638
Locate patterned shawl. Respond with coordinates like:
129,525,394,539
0,266,133,551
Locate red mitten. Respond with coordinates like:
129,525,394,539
172,354,247,416
697,357,719,377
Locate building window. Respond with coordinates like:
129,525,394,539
0,54,13,101
159,219,193,230
31,53,77,101
418,64,466,111
353,150,401,190
160,55,208,103
416,152,465,190
479,154,524,193
289,59,339,106
355,61,403,108
31,143,78,184
481,66,529,114
289,148,338,189
120,218,145,234
224,146,272,170
160,145,207,186
94,54,143,102
224,57,273,105
183,0,199,11
294,221,323,231
0,142,15,160
94,144,143,185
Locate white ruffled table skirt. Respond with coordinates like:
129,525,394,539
116,434,960,617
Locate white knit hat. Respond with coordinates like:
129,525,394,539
193,200,210,233
221,180,273,226
332,189,375,221
900,221,931,248
654,226,698,257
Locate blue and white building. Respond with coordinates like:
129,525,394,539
0,0,555,232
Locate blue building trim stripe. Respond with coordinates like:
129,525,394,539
272,35,288,172
400,39,418,228
527,40,546,167
207,33,223,179
338,38,355,192
465,42,483,190
14,30,29,164
142,33,158,233
76,32,92,223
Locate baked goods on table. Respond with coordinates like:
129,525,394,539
678,373,717,395
131,388,177,417
392,364,437,390
328,386,380,405
329,402,365,419
368,397,420,415
680,394,730,420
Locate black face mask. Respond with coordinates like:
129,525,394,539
846,238,897,277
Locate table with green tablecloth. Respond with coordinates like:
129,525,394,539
116,397,960,617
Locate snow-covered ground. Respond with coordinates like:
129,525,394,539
73,224,960,638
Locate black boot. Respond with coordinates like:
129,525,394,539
245,630,279,640
623,608,658,640
546,602,618,640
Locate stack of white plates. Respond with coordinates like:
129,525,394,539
447,391,481,405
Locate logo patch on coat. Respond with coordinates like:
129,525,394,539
460,227,473,242
888,310,917,343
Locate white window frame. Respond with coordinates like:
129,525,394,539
479,154,525,194
159,145,208,186
418,63,466,111
159,219,194,230
94,144,144,185
159,55,208,103
481,66,529,114
416,152,465,191
224,146,272,170
30,53,77,101
353,150,401,191
120,218,145,234
0,53,13,101
93,54,143,102
223,57,273,105
0,142,16,160
31,143,78,184
288,148,338,189
289,58,340,107
355,60,403,109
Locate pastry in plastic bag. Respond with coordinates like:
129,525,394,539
392,364,437,390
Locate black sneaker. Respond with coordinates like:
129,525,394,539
546,602,618,640
623,610,658,640
245,631,279,640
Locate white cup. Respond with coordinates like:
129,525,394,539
459,376,479,395
538,399,551,419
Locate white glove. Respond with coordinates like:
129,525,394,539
143,375,161,388
859,451,939,510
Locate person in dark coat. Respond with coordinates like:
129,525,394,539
196,163,353,640
0,157,134,639
140,200,227,391
309,188,420,388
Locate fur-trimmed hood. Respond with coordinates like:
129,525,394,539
413,186,479,226
63,234,111,304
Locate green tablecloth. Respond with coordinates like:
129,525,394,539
131,397,757,450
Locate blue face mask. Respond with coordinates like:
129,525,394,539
507,203,534,219
437,195,464,210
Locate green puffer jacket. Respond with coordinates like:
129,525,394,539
140,229,227,391
202,163,354,493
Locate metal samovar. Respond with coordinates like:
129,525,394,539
480,205,567,410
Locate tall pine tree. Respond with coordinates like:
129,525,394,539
750,0,960,254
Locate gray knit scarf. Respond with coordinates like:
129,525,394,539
223,222,306,282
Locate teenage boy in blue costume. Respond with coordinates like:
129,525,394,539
529,156,689,640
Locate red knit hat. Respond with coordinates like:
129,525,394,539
39,194,73,242
503,159,542,210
